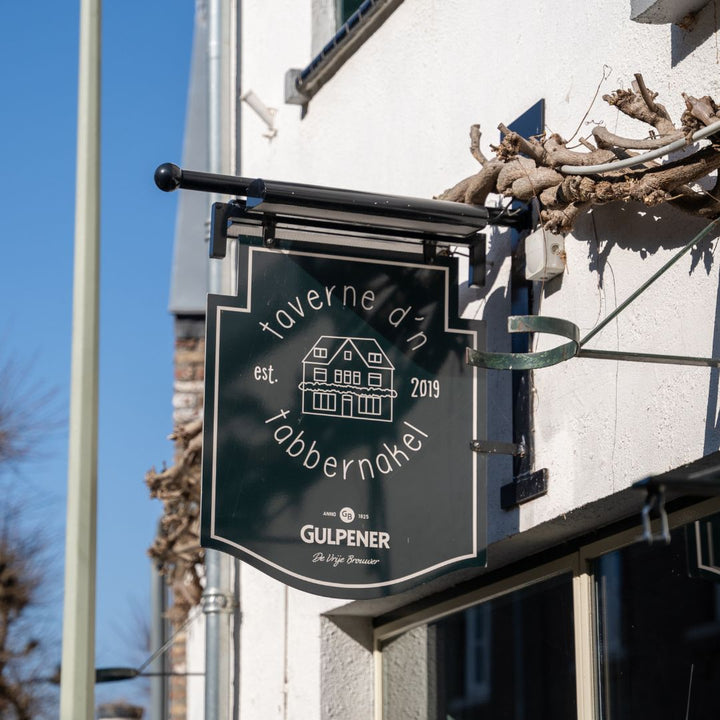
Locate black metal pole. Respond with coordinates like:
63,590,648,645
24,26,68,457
154,163,254,197
154,163,530,229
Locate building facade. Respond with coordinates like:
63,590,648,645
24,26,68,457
162,1,720,718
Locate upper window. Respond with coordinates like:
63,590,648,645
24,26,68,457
314,347,327,359
336,0,364,26
286,0,405,105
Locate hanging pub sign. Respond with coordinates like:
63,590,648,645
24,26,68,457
201,243,486,598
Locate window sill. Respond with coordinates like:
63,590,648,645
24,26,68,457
285,0,404,106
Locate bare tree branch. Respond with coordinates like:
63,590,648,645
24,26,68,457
146,422,204,624
438,75,720,232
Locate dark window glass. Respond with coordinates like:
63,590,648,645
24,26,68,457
383,573,576,719
337,0,364,26
596,514,720,720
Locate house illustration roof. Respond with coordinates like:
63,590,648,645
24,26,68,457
302,336,394,370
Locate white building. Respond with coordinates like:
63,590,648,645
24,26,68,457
161,1,720,718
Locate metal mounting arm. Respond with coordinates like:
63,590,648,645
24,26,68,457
155,163,531,257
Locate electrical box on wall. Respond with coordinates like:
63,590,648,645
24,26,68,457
524,226,565,282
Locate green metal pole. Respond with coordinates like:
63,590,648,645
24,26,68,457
60,0,101,718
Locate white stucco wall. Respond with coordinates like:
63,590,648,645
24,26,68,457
229,1,720,717
185,607,207,720
239,0,720,527
236,563,340,719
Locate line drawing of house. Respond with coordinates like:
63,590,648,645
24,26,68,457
298,336,397,423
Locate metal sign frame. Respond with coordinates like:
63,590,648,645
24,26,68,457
201,236,486,597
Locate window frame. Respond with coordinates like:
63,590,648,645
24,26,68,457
313,391,336,411
372,496,720,720
288,0,405,106
358,395,381,416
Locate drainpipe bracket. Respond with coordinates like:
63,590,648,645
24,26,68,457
201,588,235,614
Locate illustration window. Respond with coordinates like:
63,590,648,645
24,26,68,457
313,392,335,411
358,395,381,416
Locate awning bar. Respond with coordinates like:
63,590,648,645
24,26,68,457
154,163,530,235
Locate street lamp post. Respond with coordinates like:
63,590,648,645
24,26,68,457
59,0,101,719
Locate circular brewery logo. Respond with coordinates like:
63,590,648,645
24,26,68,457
339,507,355,523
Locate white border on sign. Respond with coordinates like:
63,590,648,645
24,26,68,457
209,246,480,590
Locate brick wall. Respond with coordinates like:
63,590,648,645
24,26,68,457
169,316,205,720
168,626,188,720
173,317,206,426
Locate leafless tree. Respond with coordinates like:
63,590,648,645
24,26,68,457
0,510,50,720
0,357,61,719
146,420,204,624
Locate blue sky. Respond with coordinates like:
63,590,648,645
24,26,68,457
0,0,195,708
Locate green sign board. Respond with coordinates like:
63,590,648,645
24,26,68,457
201,244,486,598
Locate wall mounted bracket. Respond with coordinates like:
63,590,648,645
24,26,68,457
501,469,549,509
633,458,720,544
467,218,720,372
155,163,529,273
470,438,526,457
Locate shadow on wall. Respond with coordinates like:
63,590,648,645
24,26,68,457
457,229,520,547
565,201,720,455
572,201,715,286
671,0,719,66
705,275,720,453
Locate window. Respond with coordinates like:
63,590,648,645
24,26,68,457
336,0,364,27
368,352,382,364
373,498,720,720
358,395,381,416
313,392,336,411
368,372,382,387
344,350,353,361
313,367,327,382
314,347,327,359
343,370,353,385
595,514,720,719
334,370,342,384
381,573,576,720
288,1,405,106
352,371,361,386
464,605,491,702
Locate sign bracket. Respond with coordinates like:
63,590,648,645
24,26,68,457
467,218,720,372
156,162,530,265
633,458,720,544
262,213,277,248
470,438,526,457
423,239,437,265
